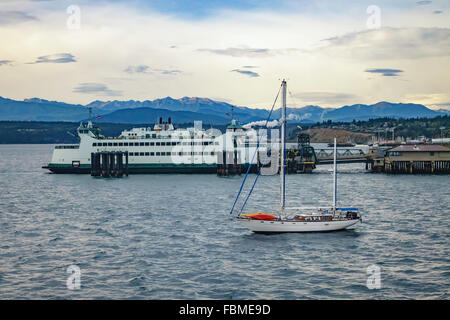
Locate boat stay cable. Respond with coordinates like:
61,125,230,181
229,84,282,215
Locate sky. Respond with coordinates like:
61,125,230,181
0,0,449,110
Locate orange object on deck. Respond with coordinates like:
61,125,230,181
240,213,278,220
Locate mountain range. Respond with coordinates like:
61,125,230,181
0,96,448,125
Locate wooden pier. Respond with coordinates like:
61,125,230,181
369,144,450,174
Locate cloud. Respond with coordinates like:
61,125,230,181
29,53,76,64
124,65,181,75
198,46,298,58
0,60,13,66
433,10,443,14
403,93,450,110
242,65,258,69
157,69,182,75
0,11,37,25
124,65,150,74
292,92,357,105
365,68,404,77
416,1,432,5
73,83,122,96
199,47,271,57
320,27,450,60
231,69,260,77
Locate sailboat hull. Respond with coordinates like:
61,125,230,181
238,218,360,233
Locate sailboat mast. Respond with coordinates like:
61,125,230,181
280,80,287,215
333,137,337,211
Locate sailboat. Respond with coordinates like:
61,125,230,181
235,80,361,233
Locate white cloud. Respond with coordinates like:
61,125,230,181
73,83,122,96
28,53,76,64
319,27,450,60
0,11,37,25
292,92,358,105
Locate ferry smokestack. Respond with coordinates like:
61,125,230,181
159,117,163,124
168,117,171,124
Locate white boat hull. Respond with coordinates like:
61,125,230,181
238,218,360,233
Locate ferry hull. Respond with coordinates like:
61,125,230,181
238,218,360,233
42,166,91,174
42,164,235,174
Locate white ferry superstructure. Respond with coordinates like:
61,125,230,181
43,117,267,174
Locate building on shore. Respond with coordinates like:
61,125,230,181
372,144,450,174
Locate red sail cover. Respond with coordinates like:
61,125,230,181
241,213,278,220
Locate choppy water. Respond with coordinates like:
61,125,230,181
0,144,449,299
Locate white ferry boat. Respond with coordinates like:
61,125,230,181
43,117,265,174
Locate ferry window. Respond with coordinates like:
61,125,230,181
140,142,144,146
161,142,166,146
156,152,160,156
150,152,154,156
124,142,128,146
119,143,123,146
156,142,160,146
150,142,155,146
145,142,149,146
129,152,134,156
210,152,215,155
145,152,149,156
113,143,118,146
178,152,183,156
92,143,97,146
102,143,107,146
430,152,435,156
140,152,144,156
146,134,150,138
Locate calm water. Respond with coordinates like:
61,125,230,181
0,144,449,299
